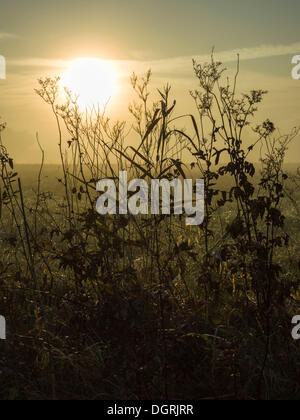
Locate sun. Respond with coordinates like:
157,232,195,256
61,58,117,109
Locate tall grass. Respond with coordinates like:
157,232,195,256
0,56,300,400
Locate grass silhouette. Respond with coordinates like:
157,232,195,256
0,56,300,400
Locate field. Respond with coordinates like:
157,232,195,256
0,59,300,400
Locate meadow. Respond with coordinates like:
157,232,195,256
0,57,300,400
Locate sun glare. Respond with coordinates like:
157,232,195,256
61,58,117,109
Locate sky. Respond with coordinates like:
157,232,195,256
0,0,300,163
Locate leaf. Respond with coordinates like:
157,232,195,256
133,109,161,159
8,158,14,170
115,148,153,179
190,114,200,145
170,159,187,179
129,146,153,167
165,100,176,117
173,129,198,152
158,162,178,178
212,148,227,166
193,150,206,160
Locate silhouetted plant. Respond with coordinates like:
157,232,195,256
0,56,300,400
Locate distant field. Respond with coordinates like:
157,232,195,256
14,164,65,194
14,162,300,194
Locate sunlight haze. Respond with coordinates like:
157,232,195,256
0,0,300,163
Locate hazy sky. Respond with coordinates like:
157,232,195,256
1,0,300,162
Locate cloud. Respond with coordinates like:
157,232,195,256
0,32,17,40
7,41,300,78
174,41,300,65
120,41,300,76
9,58,69,69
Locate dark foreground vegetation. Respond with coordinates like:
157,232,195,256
0,57,300,400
